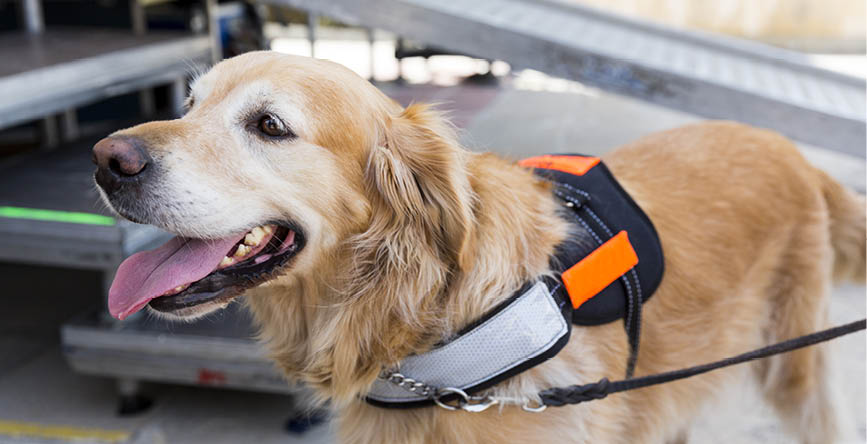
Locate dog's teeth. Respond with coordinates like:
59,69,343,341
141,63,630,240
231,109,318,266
174,285,187,292
220,256,234,268
263,225,273,234
235,244,250,258
244,226,266,246
243,233,256,246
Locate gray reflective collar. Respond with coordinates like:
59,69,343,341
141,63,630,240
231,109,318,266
366,280,572,408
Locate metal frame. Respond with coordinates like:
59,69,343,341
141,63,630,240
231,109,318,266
21,0,44,33
0,32,211,130
60,109,80,142
206,0,223,64
260,0,865,157
0,0,304,404
63,310,293,394
0,218,168,271
0,0,295,401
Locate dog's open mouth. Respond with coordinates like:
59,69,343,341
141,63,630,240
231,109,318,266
108,223,304,320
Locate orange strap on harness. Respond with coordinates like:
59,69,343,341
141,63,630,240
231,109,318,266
519,155,600,177
562,231,638,309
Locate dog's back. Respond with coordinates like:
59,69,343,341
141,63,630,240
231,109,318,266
595,121,864,443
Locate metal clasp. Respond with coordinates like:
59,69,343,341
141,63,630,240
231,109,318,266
434,388,500,413
463,397,499,413
521,399,547,413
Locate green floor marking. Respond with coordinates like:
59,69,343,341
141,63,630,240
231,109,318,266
0,206,115,226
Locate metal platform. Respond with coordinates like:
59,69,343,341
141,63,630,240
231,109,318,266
0,1,286,402
262,0,866,157
62,305,292,394
0,139,170,272
0,29,211,130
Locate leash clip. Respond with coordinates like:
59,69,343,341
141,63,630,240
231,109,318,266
434,388,499,412
521,399,547,413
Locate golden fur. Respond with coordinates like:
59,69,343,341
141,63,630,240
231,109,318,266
105,52,865,443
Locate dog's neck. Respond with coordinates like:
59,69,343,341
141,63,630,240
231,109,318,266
245,151,570,409
439,154,571,333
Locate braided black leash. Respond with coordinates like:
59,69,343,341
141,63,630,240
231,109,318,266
538,318,866,407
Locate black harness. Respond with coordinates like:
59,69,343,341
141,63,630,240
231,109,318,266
540,154,664,377
367,155,664,408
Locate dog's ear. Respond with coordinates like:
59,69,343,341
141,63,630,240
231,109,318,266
366,103,476,270
329,104,475,400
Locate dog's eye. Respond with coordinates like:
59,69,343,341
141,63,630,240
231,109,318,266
258,114,288,137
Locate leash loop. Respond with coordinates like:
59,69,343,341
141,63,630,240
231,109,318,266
538,378,611,407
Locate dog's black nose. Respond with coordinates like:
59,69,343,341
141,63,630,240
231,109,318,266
93,136,151,193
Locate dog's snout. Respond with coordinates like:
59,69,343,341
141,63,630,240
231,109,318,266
92,137,151,193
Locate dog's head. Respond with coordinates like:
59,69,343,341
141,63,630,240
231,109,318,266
95,52,474,345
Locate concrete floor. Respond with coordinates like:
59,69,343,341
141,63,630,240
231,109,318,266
0,74,864,443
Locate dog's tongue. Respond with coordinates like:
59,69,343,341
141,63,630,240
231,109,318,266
108,234,245,320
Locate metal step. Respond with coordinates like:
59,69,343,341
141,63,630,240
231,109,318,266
261,0,866,157
62,306,294,394
0,29,211,130
0,139,171,271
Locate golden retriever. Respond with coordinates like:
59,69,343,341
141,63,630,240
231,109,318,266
92,51,865,443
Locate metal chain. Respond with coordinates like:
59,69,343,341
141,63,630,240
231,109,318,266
379,370,436,398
